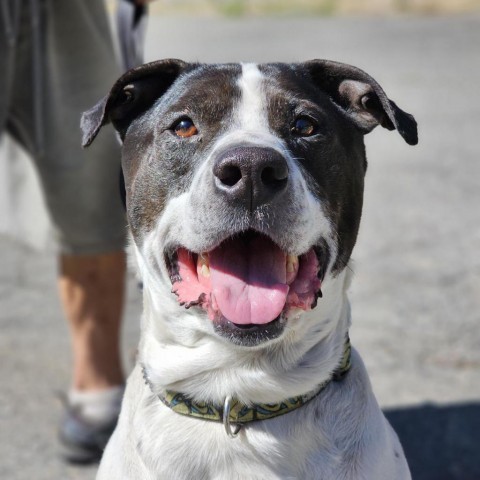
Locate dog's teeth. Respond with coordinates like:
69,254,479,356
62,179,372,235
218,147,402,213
201,264,210,278
199,253,209,266
197,253,210,277
286,255,299,273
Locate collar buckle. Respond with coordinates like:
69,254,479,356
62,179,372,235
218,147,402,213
223,396,242,438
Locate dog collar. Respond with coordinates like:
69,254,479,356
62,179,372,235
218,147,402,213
142,336,351,437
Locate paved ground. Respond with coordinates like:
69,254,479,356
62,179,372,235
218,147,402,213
1,13,479,480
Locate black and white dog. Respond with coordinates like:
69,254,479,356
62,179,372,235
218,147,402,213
83,59,417,479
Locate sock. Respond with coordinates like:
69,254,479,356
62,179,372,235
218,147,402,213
69,385,124,426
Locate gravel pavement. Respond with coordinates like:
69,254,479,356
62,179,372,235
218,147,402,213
1,13,479,480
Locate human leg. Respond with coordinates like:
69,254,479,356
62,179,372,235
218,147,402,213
58,251,127,463
45,0,128,461
59,251,126,391
6,0,128,461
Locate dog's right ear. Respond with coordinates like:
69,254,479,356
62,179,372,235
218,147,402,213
81,59,188,147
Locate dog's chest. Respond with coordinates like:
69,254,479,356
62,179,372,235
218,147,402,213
125,369,352,479
107,355,411,480
134,404,341,479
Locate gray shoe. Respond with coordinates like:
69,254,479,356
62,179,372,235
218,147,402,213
58,400,118,464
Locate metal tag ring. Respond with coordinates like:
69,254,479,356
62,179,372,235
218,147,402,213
223,396,242,438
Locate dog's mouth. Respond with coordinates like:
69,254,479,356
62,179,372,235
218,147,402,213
166,231,325,345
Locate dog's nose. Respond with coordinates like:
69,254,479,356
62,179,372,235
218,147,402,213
213,147,289,210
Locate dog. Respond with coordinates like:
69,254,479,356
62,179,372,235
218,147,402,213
82,59,417,479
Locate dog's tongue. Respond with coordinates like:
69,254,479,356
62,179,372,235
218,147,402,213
209,236,289,325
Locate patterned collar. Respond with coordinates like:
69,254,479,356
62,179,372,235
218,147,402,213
142,336,351,436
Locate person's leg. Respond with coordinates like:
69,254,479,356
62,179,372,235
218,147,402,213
59,251,126,391
57,254,126,463
4,0,127,461
7,0,128,461
42,0,128,434
46,0,128,460
9,0,127,392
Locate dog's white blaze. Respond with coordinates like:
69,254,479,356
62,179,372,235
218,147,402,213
211,63,282,156
237,63,270,133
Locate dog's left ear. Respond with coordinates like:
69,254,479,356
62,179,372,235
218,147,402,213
303,59,418,145
81,59,189,147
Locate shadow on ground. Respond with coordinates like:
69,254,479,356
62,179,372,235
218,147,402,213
384,402,480,480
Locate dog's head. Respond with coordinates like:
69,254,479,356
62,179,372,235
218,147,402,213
83,59,417,349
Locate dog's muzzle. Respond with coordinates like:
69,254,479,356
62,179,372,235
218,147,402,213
165,146,328,347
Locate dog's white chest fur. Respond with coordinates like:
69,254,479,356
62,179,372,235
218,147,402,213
98,353,410,480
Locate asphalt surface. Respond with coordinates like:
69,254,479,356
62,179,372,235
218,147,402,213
1,14,479,480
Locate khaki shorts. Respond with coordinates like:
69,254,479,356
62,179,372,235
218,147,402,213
0,0,126,254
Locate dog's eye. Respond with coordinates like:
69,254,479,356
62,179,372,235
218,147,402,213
291,117,317,137
173,117,198,138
